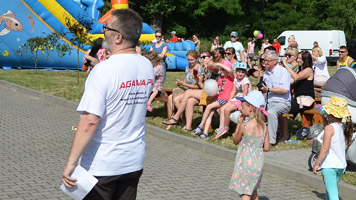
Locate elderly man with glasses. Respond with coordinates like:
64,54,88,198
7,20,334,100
259,50,291,145
62,9,154,199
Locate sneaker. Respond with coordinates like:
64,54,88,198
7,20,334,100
215,128,229,139
147,104,153,112
199,133,209,139
296,127,308,139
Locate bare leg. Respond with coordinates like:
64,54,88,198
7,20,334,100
203,110,215,133
185,98,199,130
173,93,184,110
223,103,237,126
147,88,158,106
167,94,173,116
199,102,221,127
219,103,227,128
241,194,251,200
172,90,202,120
251,190,258,200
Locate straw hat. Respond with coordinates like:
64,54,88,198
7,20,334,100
322,96,351,122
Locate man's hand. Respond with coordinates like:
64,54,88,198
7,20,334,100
62,163,77,187
83,50,99,68
260,83,268,93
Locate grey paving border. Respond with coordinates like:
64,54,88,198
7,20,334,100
2,79,355,199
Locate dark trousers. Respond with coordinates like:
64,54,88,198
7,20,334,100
84,169,143,200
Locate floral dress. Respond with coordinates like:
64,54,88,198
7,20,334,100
229,127,266,195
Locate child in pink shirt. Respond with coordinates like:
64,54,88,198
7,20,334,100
216,63,251,138
193,60,234,138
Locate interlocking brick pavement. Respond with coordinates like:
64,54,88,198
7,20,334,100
0,81,351,200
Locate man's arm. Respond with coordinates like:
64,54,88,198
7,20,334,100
62,112,100,187
348,57,354,66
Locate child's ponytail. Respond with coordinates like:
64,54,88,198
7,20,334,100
253,107,267,129
344,119,354,147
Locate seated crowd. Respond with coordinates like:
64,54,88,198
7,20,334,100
94,30,355,145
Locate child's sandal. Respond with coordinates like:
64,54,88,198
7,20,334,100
199,133,209,139
192,125,203,136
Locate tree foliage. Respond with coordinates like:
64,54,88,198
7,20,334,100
17,33,71,72
103,0,356,42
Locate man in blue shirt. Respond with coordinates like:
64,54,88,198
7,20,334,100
260,51,291,144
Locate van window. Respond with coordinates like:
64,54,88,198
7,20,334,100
278,36,285,45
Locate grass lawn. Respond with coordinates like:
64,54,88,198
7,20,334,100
0,66,355,186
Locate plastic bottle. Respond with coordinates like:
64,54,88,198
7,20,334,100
315,104,327,118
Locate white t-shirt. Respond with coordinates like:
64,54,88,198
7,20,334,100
233,76,251,97
77,54,154,176
224,41,244,62
313,56,330,78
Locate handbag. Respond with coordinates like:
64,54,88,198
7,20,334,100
296,95,315,108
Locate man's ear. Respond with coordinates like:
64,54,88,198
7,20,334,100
115,33,123,44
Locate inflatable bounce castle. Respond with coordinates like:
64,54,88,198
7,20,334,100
0,0,192,70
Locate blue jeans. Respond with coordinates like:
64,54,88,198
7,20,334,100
321,168,344,200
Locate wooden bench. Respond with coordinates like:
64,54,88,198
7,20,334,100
153,89,172,118
282,96,323,125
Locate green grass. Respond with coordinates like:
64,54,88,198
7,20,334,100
0,66,354,185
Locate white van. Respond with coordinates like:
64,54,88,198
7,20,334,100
277,30,346,64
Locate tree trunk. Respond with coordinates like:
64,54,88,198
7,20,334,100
35,51,38,73
77,48,80,84
150,15,163,31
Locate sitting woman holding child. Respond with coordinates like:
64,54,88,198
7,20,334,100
162,51,219,131
164,50,204,127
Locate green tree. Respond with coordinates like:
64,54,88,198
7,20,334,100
17,33,71,73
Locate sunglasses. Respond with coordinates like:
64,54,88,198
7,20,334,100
155,35,162,38
285,54,292,58
225,52,233,55
103,25,121,33
339,51,346,53
200,56,208,59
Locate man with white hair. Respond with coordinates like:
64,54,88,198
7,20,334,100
259,50,291,144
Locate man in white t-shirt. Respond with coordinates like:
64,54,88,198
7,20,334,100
223,31,246,63
62,9,154,199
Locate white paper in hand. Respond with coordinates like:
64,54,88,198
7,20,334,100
60,165,98,200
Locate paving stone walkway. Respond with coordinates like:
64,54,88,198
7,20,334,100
0,82,348,200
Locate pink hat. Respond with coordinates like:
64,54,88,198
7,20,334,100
222,59,232,69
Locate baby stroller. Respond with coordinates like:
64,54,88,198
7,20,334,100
308,67,356,170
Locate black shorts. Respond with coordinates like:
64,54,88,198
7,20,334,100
84,169,143,200
150,90,162,98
